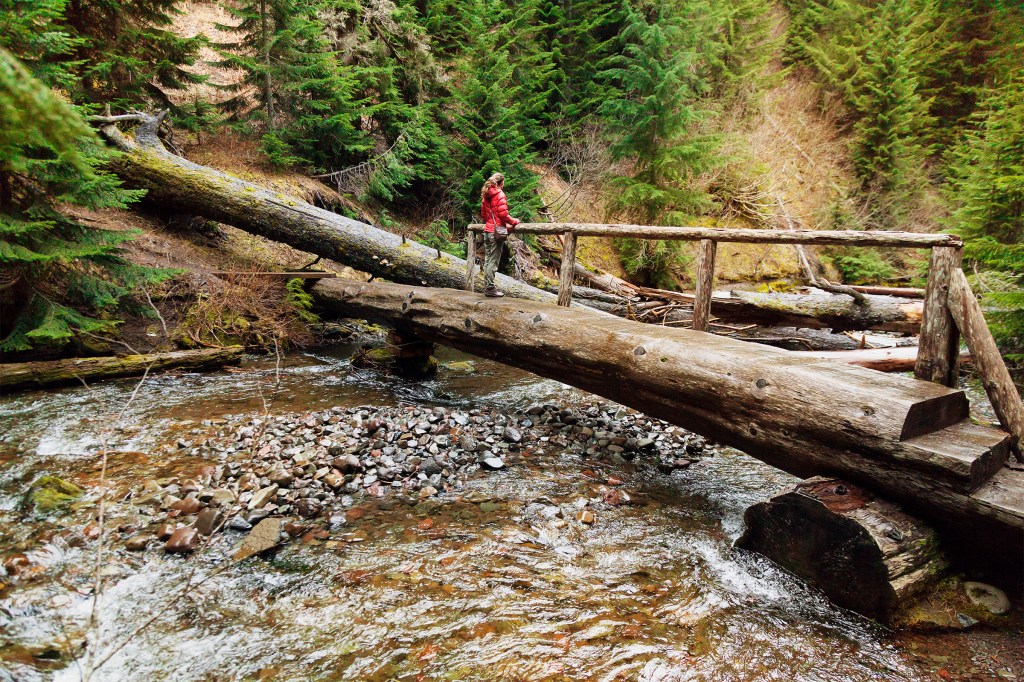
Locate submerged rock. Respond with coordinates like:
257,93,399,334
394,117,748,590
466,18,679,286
24,475,83,513
233,518,284,561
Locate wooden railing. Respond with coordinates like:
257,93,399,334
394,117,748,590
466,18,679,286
465,222,1022,458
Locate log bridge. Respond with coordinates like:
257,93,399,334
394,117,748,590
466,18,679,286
88,113,1022,570
317,278,1024,561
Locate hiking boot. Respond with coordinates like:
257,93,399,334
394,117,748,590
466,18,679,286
485,288,505,298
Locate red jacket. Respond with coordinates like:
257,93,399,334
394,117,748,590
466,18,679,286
481,186,520,233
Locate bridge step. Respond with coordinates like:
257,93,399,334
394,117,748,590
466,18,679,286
902,420,1010,493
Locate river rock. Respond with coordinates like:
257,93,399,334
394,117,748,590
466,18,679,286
228,516,253,531
480,457,505,471
295,498,323,518
248,484,279,510
333,455,362,474
503,427,522,443
126,534,153,551
233,518,284,561
170,496,205,515
164,527,200,553
963,582,1010,615
576,510,596,525
194,508,224,536
268,469,294,487
155,522,176,540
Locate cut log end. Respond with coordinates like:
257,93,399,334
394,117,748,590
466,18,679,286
736,477,949,623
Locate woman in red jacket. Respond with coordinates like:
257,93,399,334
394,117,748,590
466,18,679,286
479,172,520,297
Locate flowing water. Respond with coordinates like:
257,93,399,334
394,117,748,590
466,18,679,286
0,347,1015,681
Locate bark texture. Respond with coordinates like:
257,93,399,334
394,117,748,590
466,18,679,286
736,477,948,622
0,347,243,390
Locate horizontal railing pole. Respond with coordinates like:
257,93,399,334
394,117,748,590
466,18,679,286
466,223,961,248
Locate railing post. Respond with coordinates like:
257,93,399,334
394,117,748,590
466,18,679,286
557,231,577,307
692,239,717,331
915,246,962,387
947,267,1024,461
464,228,476,292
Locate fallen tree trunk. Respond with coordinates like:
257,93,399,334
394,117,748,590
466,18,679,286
93,114,923,334
312,279,1023,567
796,346,971,372
736,477,948,622
0,347,244,390
92,113,552,303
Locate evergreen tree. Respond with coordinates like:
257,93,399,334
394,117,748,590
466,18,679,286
217,0,371,168
64,0,204,107
445,0,542,222
598,0,720,287
848,0,933,193
0,49,173,352
948,75,1024,354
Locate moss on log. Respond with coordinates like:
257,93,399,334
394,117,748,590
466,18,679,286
0,347,244,391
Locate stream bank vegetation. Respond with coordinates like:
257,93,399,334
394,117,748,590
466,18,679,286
0,0,1022,364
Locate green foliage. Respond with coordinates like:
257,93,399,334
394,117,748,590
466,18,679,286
598,0,722,286
284,278,319,324
947,75,1024,353
1,0,203,110
0,48,174,352
414,220,466,259
821,246,896,285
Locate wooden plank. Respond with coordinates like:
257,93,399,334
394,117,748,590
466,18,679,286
849,285,926,299
467,223,962,248
557,231,577,307
915,247,962,387
464,229,476,291
948,268,1024,461
798,346,971,373
0,347,244,391
212,271,336,279
692,239,717,331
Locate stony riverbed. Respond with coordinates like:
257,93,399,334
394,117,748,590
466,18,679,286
88,402,717,556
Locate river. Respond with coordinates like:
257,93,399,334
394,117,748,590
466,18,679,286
0,346,1019,681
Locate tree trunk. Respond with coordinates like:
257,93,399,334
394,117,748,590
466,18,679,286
736,477,948,623
312,279,1022,563
93,114,924,334
0,347,243,391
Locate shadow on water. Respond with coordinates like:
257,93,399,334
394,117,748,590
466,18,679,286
0,345,960,681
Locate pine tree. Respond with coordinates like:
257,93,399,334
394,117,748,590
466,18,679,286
64,0,204,108
445,0,542,223
0,49,173,352
217,0,371,169
598,0,720,287
848,0,933,194
948,75,1024,354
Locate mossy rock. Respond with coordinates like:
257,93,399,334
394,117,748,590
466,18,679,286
24,475,83,513
443,360,476,373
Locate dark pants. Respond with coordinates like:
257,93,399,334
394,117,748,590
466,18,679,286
483,232,503,291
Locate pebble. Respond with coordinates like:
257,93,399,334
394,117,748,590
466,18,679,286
228,516,253,531
233,518,284,561
164,527,200,553
481,457,505,471
195,508,224,536
126,535,153,551
248,485,279,510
